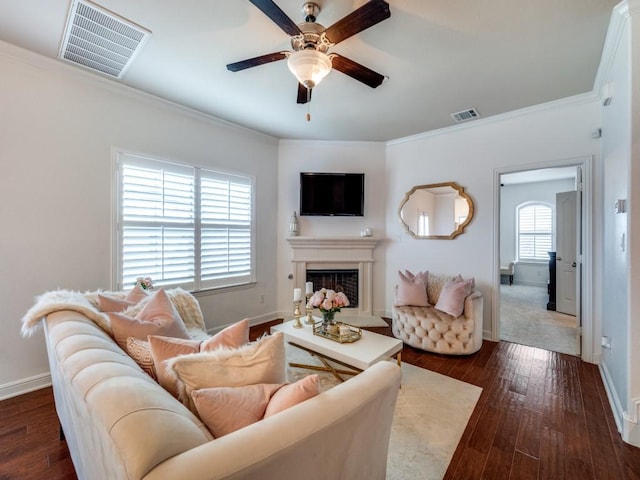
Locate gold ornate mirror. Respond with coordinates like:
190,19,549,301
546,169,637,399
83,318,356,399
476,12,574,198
398,182,474,239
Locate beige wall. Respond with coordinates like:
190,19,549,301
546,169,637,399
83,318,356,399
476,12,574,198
0,42,279,397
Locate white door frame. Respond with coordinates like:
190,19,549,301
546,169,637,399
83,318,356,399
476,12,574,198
492,155,594,362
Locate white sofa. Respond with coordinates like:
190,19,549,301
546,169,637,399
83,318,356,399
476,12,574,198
42,309,401,480
392,273,483,355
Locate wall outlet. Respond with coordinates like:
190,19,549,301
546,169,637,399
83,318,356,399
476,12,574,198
259,294,265,304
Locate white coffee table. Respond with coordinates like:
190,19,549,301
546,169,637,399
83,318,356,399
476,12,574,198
271,320,403,382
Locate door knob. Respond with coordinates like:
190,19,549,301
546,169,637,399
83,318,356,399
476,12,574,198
557,257,562,261
572,262,576,267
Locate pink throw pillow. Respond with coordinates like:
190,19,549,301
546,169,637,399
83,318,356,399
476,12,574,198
125,337,157,379
395,270,429,307
98,284,150,312
109,289,189,349
403,269,428,285
165,332,286,412
149,319,250,397
191,383,281,438
434,278,474,317
264,374,320,417
126,284,150,303
191,375,320,438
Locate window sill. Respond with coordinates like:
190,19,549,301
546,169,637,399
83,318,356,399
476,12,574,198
516,260,548,266
191,281,257,297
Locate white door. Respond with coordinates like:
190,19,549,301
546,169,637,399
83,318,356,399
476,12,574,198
556,191,577,315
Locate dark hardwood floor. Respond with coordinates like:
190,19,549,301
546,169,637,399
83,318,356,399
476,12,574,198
2,319,639,479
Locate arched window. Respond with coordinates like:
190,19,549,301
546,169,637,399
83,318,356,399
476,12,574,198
517,202,553,261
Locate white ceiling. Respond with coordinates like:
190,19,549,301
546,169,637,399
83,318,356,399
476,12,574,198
0,0,617,141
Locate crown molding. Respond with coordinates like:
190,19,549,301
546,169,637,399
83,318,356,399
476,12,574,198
0,39,278,145
386,91,598,146
593,1,631,93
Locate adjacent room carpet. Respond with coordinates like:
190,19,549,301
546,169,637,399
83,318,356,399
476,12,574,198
285,344,482,479
500,284,578,355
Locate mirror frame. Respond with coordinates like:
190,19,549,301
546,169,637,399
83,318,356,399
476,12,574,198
398,182,474,239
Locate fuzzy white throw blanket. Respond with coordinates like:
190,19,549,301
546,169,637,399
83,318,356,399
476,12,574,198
21,288,207,338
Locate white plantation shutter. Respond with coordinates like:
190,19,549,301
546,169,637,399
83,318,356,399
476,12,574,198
116,153,254,290
517,203,553,261
200,172,252,287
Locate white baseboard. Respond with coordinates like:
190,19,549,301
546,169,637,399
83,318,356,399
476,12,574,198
599,362,623,433
0,372,52,401
623,398,640,447
207,311,280,334
600,362,640,447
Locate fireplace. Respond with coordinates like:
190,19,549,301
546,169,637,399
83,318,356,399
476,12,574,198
287,236,380,316
306,269,358,308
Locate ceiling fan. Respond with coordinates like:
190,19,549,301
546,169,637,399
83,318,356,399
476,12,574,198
226,0,391,105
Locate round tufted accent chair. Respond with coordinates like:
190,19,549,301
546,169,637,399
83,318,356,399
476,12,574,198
392,273,483,355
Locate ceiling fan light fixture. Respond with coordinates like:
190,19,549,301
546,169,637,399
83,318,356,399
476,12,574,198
287,49,332,89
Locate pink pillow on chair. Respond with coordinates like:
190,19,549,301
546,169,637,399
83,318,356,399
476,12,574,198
395,270,429,306
434,277,474,317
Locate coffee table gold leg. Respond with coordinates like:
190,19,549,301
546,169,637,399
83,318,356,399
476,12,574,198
397,351,402,367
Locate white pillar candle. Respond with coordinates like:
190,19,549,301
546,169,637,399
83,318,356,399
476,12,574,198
305,282,313,295
293,288,302,302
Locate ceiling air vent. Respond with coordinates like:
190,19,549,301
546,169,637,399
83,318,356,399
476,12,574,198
59,0,151,79
451,108,480,123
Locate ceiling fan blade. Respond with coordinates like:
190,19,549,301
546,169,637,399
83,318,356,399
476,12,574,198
330,54,385,88
248,0,302,37
323,0,390,45
226,51,288,72
297,83,312,104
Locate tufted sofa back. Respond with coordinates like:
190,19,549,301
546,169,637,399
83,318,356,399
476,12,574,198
44,310,212,480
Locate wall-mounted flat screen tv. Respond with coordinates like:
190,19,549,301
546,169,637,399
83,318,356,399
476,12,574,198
299,172,365,216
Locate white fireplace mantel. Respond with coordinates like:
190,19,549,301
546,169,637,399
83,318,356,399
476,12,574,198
286,236,381,315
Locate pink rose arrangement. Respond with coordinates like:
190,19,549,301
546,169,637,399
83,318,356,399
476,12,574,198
134,276,154,290
308,288,350,313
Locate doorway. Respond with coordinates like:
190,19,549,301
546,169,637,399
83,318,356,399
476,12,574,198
497,165,582,356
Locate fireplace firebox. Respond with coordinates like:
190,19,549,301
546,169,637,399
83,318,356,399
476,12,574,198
306,269,358,308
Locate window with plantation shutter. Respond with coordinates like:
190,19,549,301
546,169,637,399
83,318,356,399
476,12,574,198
115,153,255,291
517,203,553,261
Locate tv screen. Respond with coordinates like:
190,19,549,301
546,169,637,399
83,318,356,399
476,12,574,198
299,172,364,216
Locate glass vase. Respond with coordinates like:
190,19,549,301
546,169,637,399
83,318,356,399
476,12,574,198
321,310,336,332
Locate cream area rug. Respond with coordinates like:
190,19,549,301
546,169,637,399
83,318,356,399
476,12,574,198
285,344,482,479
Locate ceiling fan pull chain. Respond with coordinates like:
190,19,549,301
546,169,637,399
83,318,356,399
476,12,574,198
306,89,311,121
